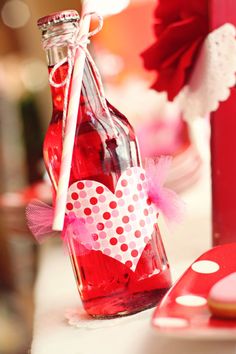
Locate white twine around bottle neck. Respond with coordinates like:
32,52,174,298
43,13,114,137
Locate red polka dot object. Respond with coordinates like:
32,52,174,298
152,243,236,339
121,244,128,252
103,212,111,220
71,192,78,200
66,167,158,271
110,237,118,246
90,197,97,205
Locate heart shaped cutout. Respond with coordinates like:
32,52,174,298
66,167,158,270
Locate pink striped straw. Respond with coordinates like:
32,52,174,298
52,2,93,231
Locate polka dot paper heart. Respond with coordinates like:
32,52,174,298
66,167,158,271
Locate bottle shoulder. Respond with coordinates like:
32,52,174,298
49,103,136,139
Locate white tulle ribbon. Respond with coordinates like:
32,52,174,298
176,23,236,121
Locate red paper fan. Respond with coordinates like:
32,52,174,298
141,0,209,101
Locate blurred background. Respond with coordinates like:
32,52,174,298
0,0,205,353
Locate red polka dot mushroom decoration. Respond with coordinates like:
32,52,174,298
152,243,236,339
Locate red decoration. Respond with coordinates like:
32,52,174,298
141,0,209,101
210,0,236,246
152,243,236,338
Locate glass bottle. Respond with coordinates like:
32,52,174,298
38,10,171,318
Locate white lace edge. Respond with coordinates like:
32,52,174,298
176,23,236,121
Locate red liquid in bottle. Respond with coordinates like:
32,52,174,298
44,62,171,317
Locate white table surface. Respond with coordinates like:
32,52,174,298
31,158,236,354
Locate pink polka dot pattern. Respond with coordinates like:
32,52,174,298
92,206,100,214
85,180,93,188
118,235,126,243
140,173,145,181
139,220,145,227
121,179,128,187
98,195,106,203
66,167,158,271
115,190,123,198
105,221,113,228
118,199,125,207
84,243,92,250
99,231,106,239
94,242,100,250
137,184,142,191
74,201,81,209
129,241,136,249
124,188,130,196
122,216,129,224
104,248,111,256
79,191,87,198
101,239,109,248
86,216,94,224
111,210,119,217
125,224,132,232
128,205,134,213
140,192,145,199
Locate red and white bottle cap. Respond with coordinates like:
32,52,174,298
37,10,80,29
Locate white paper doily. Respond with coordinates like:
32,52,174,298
65,306,152,329
177,23,236,121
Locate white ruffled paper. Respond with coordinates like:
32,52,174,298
65,307,152,329
177,23,236,121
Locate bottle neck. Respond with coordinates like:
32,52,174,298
42,21,77,66
42,23,105,115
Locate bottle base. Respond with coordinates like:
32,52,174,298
83,287,170,319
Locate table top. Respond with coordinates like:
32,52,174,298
31,159,236,354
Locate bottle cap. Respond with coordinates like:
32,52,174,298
37,10,80,29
